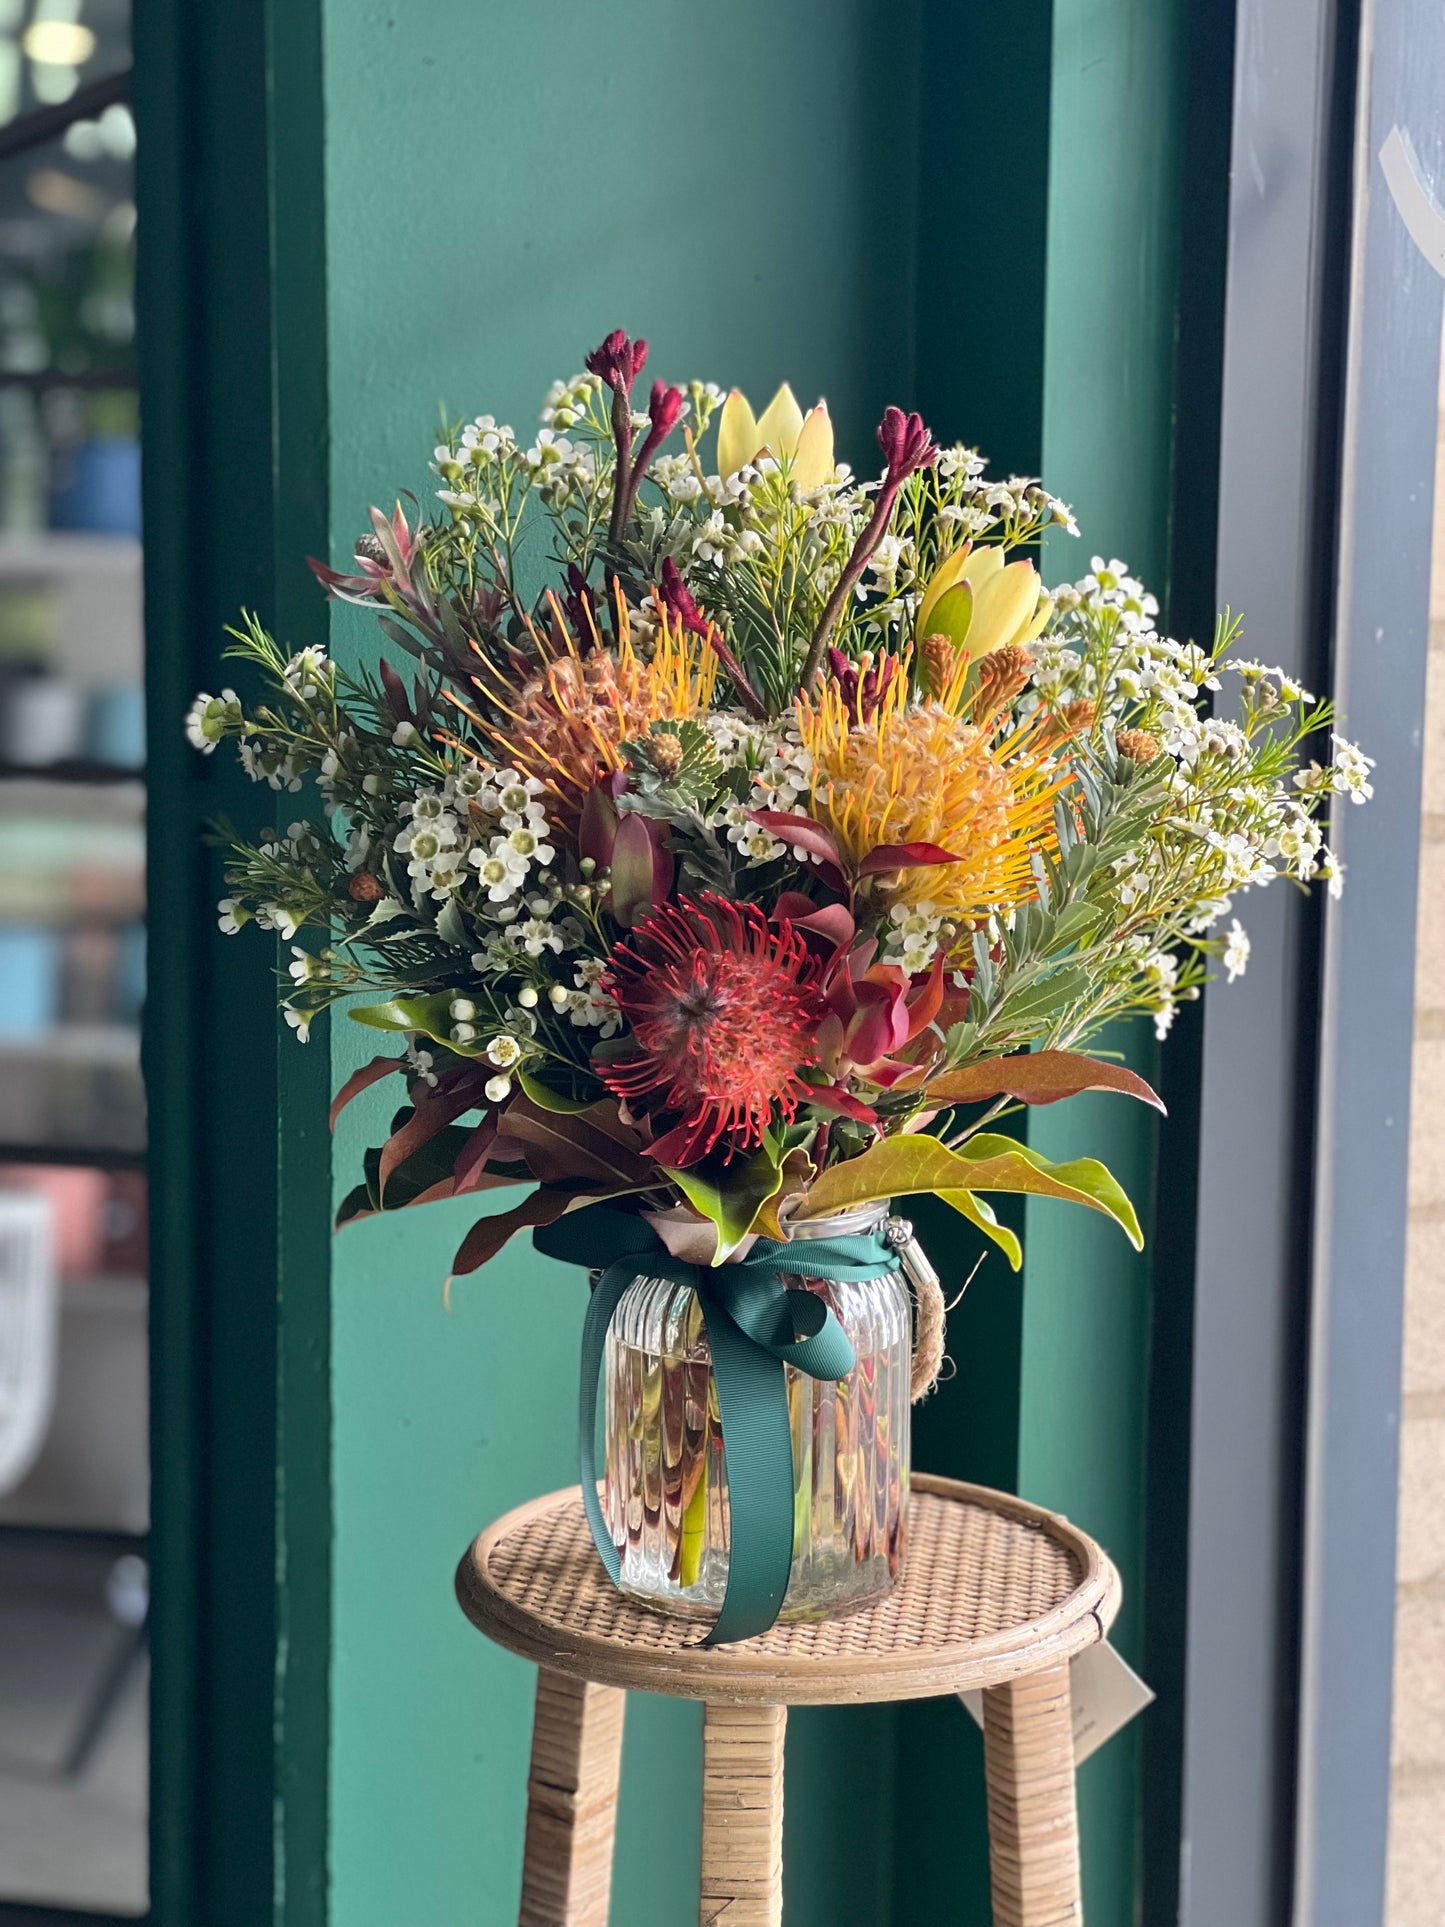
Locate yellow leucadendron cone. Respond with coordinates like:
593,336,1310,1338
717,383,834,489
917,543,1054,665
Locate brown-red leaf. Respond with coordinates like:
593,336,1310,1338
857,841,962,876
329,1054,406,1132
925,1050,1165,1113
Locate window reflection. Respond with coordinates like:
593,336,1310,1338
0,3,147,1915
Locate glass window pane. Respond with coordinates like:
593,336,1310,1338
0,22,147,1914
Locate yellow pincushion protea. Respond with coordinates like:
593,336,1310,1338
798,674,1066,921
451,594,718,816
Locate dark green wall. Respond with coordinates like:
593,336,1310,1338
315,4,1195,1922
134,2,1213,1922
322,5,923,1922
890,5,1189,1924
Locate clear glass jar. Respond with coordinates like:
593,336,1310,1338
602,1203,912,1622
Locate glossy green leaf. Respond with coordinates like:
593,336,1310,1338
349,993,489,1057
953,1133,1144,1249
665,1147,785,1265
516,1069,596,1114
793,1128,1143,1249
939,1189,1023,1271
793,1133,977,1217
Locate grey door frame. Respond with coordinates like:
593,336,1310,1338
1294,1,1444,1920
1178,0,1439,1921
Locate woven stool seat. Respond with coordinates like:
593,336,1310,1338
456,1471,1119,1705
456,1471,1121,1925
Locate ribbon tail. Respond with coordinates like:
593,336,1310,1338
696,1298,798,1648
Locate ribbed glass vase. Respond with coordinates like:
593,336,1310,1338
602,1203,911,1622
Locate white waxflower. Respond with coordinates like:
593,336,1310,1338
288,946,320,986
217,897,246,934
1275,811,1322,879
484,1074,512,1104
524,427,580,483
884,900,946,973
540,378,584,429
283,1005,312,1042
566,961,621,1038
259,903,299,941
392,720,421,747
446,764,491,804
651,453,703,503
692,511,729,563
485,1034,522,1069
185,688,241,752
1331,736,1375,803
281,645,331,700
405,1044,438,1088
1315,849,1345,898
471,838,530,901
514,916,564,957
867,532,912,595
505,823,556,865
425,850,469,898
482,770,546,817
450,1021,476,1044
400,824,447,882
460,415,514,462
1141,948,1181,1040
1222,920,1251,983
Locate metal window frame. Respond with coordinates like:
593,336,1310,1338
1294,0,1444,1919
0,68,131,165
1178,0,1439,1921
1177,0,1363,1921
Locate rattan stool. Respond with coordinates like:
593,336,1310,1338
455,1471,1121,1927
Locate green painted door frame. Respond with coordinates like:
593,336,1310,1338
134,4,1234,1923
134,3,331,1922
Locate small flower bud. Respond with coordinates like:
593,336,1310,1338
644,731,684,777
921,632,958,700
1116,727,1161,765
517,985,539,1009
484,1074,512,1104
449,998,476,1021
547,984,571,1009
876,406,937,483
348,871,385,903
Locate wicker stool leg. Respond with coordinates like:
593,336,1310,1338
518,1670,626,1927
699,1701,787,1927
981,1664,1081,1926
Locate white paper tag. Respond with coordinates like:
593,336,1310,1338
957,1641,1155,1765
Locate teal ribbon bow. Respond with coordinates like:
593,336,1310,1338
534,1203,899,1646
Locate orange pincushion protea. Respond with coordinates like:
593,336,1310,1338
798,675,1066,921
597,894,827,1167
453,595,717,819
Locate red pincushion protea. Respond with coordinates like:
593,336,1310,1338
597,894,826,1166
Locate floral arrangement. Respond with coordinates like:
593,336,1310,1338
187,329,1372,1278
